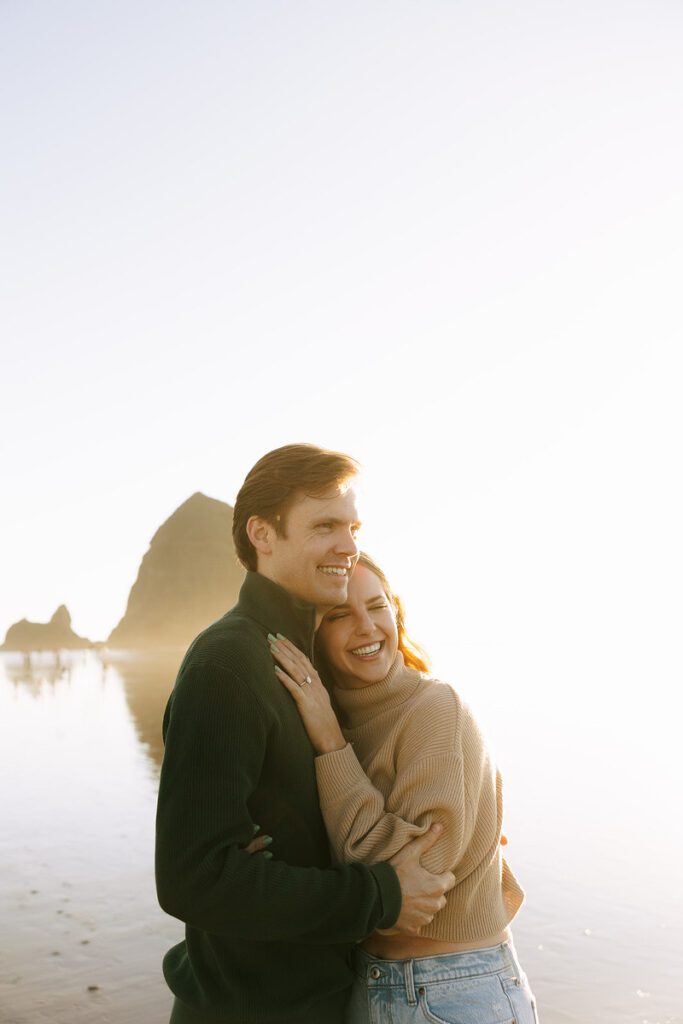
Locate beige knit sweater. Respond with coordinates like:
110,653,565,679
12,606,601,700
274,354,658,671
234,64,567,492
314,652,525,942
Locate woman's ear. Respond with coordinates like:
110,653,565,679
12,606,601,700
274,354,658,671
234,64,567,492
246,515,275,558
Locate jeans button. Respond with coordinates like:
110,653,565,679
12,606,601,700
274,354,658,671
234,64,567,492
370,966,382,980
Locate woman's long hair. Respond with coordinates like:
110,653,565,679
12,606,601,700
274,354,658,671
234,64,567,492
355,552,430,673
315,552,430,684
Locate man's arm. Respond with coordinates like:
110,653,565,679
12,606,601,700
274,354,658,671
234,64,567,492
155,660,401,944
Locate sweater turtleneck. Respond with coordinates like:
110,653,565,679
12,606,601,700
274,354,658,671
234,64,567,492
315,653,525,944
333,651,422,728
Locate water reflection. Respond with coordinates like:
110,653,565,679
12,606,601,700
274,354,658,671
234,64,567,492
1,648,682,1024
2,650,76,691
2,648,185,770
0,649,182,1024
105,650,184,769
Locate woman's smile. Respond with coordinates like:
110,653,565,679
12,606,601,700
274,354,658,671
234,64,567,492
348,639,385,660
317,564,399,689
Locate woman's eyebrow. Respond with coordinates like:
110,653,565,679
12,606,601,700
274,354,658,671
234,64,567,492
327,594,386,613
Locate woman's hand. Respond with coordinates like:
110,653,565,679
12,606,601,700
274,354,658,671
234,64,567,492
268,633,347,755
242,824,273,859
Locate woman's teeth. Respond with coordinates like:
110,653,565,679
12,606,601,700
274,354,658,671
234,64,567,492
351,642,382,657
319,566,347,576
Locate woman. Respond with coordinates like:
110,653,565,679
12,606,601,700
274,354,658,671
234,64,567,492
267,552,539,1024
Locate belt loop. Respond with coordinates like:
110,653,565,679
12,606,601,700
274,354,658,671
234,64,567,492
404,959,417,1006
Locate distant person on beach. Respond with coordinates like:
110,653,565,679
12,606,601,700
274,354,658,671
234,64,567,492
267,552,539,1023
155,444,455,1024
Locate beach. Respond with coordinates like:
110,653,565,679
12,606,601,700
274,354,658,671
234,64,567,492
1,649,680,1024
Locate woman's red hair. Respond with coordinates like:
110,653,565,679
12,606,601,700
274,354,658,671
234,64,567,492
355,552,430,673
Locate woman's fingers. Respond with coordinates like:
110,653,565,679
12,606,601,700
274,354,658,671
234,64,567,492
269,636,318,689
269,633,312,671
243,834,273,854
274,664,305,700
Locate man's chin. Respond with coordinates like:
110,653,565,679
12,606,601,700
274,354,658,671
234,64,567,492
313,577,349,610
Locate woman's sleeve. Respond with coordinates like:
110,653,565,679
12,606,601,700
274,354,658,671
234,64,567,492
315,686,494,874
315,743,473,874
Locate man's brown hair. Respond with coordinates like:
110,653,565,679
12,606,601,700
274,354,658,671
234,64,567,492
232,444,360,571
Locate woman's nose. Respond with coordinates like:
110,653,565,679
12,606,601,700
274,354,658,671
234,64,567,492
354,610,374,635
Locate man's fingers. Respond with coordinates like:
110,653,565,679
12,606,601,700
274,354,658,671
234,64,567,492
438,870,457,893
404,823,443,857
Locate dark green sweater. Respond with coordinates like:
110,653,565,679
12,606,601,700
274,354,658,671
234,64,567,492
155,571,402,1023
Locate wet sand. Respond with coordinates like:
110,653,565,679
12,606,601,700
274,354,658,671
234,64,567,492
1,649,681,1024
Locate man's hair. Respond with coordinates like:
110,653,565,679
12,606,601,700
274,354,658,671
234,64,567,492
232,443,360,571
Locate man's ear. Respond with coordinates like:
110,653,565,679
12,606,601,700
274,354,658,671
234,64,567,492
246,515,275,558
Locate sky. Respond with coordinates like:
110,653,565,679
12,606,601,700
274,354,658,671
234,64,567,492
1,1,682,734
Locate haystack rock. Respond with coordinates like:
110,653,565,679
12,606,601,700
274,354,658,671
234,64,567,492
1,605,93,651
106,492,245,649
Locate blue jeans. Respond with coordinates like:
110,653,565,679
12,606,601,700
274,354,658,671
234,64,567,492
346,939,539,1024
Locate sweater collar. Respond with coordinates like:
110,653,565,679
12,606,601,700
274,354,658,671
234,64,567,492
332,651,423,728
236,571,317,659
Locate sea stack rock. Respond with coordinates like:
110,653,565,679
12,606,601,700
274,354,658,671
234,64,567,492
1,605,93,651
106,492,245,649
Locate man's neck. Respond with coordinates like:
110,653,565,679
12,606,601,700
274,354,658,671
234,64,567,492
254,569,327,630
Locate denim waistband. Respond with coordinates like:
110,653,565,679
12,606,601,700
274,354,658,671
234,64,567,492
352,941,517,988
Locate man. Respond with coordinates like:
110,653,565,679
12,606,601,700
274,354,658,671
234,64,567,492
156,444,455,1023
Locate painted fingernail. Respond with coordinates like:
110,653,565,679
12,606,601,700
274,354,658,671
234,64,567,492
267,633,276,641
263,851,273,859
252,823,260,834
276,633,285,640
262,836,273,846
270,643,280,652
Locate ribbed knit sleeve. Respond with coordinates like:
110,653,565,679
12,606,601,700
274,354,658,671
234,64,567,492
314,671,525,943
155,660,401,944
315,743,473,876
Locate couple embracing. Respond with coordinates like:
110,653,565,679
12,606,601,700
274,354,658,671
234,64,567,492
155,444,538,1024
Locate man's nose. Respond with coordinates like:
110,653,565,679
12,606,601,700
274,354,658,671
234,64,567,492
335,527,359,559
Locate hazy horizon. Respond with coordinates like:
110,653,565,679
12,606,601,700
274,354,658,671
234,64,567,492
2,1,681,744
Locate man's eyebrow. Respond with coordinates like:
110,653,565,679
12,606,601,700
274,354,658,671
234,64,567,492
309,516,362,528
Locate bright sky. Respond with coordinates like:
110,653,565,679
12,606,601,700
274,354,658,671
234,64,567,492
2,2,681,733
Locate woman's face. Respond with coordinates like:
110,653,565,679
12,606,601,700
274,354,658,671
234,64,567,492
317,563,399,689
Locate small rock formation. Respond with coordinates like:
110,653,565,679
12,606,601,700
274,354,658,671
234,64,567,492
106,492,245,649
1,605,93,651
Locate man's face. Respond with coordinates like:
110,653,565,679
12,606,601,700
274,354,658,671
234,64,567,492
261,487,361,612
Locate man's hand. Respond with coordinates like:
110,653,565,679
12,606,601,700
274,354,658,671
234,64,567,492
380,824,456,936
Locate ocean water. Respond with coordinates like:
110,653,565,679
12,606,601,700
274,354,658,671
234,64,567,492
0,648,680,1024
